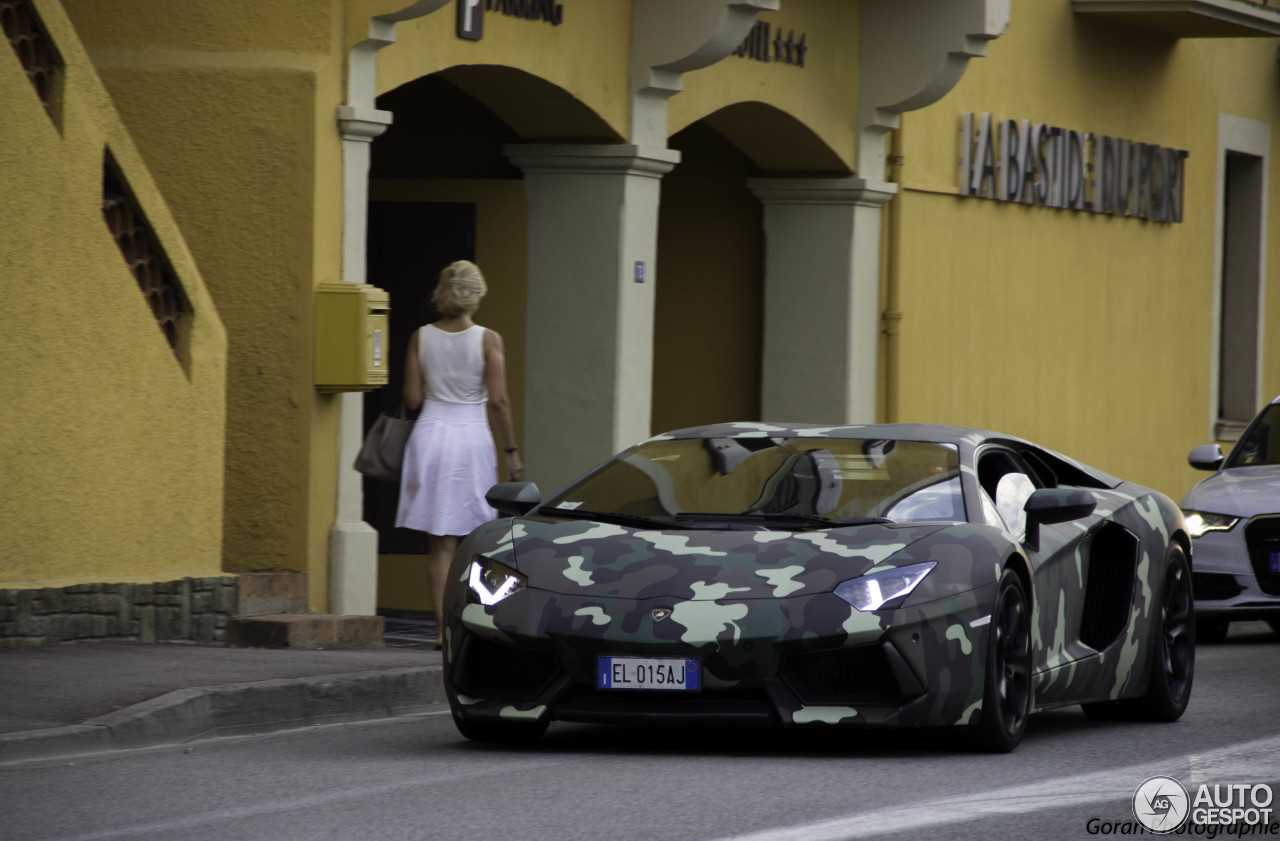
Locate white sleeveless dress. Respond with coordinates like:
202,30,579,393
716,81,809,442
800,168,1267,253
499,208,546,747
395,324,498,535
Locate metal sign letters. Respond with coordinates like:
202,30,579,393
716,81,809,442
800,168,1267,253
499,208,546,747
457,0,563,41
959,112,1189,223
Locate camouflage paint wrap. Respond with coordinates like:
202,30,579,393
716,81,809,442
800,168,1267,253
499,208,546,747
442,422,1190,733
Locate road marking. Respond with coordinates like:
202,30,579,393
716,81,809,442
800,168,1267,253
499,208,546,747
712,733,1280,841
35,755,576,841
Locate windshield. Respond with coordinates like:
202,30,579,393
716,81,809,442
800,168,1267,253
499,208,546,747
1228,403,1280,468
544,437,965,524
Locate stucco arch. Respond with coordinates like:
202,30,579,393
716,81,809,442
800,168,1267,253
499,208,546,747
414,65,622,143
695,101,850,176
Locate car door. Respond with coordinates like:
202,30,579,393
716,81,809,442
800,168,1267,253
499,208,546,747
975,445,1108,703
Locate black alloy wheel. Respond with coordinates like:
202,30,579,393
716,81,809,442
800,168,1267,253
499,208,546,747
1153,547,1194,715
1119,544,1195,722
1082,544,1195,723
971,568,1032,752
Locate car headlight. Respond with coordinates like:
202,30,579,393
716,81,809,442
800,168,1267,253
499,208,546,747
835,562,936,612
1183,510,1239,538
467,555,526,605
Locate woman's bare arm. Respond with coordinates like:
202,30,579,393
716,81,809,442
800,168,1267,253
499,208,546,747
483,328,523,481
402,330,424,410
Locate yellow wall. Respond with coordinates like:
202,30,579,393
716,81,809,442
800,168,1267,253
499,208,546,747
891,0,1280,501
671,0,859,171
22,0,1276,615
370,0,631,136
64,0,346,604
0,0,227,588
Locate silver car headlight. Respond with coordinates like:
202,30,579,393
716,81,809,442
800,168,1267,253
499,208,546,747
1183,510,1239,538
467,555,526,606
835,562,936,612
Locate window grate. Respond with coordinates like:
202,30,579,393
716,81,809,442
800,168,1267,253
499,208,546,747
1,0,61,121
102,154,187,355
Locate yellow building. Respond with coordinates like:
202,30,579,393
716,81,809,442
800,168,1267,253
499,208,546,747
2,0,1277,642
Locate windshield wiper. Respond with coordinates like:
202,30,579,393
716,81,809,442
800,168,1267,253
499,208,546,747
676,512,893,529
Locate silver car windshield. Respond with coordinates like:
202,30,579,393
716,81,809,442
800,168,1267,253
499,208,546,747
1228,403,1280,468
545,438,964,524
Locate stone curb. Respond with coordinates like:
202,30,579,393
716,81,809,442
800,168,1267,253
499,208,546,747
0,665,446,765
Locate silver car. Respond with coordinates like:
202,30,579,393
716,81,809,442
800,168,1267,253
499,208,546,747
1182,396,1280,642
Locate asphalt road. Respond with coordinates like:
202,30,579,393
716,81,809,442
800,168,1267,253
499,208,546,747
3,623,1279,841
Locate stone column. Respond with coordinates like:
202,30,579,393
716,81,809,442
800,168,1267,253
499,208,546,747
328,1,449,617
505,143,680,495
329,106,393,618
748,178,897,425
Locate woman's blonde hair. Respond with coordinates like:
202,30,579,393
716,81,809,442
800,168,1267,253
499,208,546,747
430,260,487,317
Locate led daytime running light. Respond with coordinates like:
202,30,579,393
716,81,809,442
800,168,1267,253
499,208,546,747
467,556,525,606
835,561,936,612
1183,511,1239,538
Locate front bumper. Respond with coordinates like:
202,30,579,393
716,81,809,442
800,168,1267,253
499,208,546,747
443,583,996,731
1191,514,1280,621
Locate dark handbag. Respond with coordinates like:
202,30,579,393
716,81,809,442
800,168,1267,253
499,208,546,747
354,405,413,482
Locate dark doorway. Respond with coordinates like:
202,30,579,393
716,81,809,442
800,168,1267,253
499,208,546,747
362,200,476,553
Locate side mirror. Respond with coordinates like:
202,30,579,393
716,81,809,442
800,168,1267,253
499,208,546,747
486,482,541,517
1188,444,1225,471
1023,488,1096,551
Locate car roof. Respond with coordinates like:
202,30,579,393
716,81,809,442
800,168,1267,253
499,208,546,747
644,421,1124,489
647,421,1016,445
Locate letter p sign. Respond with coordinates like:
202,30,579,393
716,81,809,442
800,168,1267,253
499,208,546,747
457,0,483,41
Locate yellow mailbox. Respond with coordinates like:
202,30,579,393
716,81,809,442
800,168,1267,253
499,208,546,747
314,281,390,392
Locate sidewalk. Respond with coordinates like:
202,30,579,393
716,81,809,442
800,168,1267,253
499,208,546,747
0,618,447,765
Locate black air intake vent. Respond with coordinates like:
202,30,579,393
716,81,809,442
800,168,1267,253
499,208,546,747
1080,524,1138,651
781,644,903,704
453,636,560,701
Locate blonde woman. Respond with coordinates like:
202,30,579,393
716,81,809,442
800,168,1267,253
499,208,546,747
396,260,522,649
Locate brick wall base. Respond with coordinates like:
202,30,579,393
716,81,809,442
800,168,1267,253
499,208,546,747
0,577,239,649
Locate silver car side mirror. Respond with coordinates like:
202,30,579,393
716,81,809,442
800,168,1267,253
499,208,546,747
1188,444,1225,471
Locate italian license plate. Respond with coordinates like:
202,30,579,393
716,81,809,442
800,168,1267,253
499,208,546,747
597,655,700,691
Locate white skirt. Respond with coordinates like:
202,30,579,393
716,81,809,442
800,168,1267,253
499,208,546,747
395,399,498,536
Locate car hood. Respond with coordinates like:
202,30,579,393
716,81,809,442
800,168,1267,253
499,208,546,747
479,517,949,600
1181,466,1280,519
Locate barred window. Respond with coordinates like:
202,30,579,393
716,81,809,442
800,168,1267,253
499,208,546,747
102,153,188,357
1,0,62,123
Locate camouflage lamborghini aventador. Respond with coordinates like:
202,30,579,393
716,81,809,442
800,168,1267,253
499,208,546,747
442,423,1194,752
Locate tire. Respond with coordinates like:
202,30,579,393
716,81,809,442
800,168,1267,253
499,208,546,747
969,568,1032,753
1081,545,1195,723
454,715,548,744
1267,619,1280,637
1134,544,1195,722
1197,618,1229,645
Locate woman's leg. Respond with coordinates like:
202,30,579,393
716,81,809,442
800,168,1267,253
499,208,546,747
426,533,459,648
